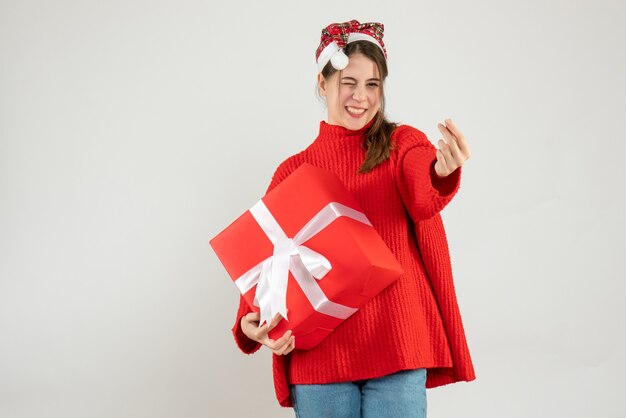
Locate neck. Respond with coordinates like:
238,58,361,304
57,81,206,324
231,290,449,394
316,117,375,142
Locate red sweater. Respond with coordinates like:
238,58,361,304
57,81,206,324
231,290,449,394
232,120,476,408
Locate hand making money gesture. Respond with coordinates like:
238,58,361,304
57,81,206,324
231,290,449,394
434,118,472,177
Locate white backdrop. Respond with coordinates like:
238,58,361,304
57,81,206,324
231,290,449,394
1,1,625,417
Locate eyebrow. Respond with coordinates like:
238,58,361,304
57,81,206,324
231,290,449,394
341,77,381,82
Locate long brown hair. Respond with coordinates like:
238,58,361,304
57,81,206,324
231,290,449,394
319,40,398,174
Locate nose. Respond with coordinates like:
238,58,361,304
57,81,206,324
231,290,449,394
352,84,367,102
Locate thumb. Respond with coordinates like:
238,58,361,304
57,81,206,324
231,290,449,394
266,313,284,331
245,311,260,323
434,151,447,177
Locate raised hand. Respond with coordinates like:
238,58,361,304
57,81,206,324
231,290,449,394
434,118,471,177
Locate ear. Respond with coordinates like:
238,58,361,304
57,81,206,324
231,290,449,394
317,73,327,97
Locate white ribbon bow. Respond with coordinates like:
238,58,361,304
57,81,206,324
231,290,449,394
234,200,372,327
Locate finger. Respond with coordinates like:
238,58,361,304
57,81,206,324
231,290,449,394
256,315,282,340
283,338,296,355
439,139,454,164
283,337,297,355
446,135,465,166
443,118,470,156
245,312,260,323
266,330,292,351
274,336,296,355
437,141,456,175
267,313,283,331
242,313,261,334
253,318,274,340
437,123,457,145
435,145,447,166
437,139,453,163
253,325,269,341
435,149,448,177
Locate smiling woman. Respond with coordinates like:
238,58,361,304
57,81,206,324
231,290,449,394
317,39,398,174
231,19,475,418
319,53,381,127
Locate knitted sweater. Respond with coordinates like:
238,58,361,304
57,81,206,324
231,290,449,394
232,119,476,408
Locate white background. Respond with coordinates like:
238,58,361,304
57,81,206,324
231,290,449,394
1,0,625,417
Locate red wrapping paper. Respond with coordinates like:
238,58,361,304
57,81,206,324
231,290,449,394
210,163,404,350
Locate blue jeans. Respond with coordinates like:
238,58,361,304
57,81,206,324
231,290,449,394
290,368,427,418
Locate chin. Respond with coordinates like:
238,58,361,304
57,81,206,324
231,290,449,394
347,115,373,130
345,120,365,130
343,116,365,129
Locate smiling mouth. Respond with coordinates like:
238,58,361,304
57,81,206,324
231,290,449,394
346,106,366,115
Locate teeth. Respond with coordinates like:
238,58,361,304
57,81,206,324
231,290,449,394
346,106,366,114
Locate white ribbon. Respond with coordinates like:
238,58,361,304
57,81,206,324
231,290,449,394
234,200,372,327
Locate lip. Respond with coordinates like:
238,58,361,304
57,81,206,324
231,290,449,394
345,106,367,118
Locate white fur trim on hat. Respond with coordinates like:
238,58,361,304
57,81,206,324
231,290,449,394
316,32,386,73
347,32,386,54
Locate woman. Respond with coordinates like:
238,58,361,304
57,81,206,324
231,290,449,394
233,20,475,417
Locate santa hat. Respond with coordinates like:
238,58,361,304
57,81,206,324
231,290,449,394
315,19,387,72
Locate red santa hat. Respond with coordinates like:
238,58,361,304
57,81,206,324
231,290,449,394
315,19,387,72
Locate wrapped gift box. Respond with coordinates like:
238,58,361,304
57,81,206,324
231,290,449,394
209,162,404,350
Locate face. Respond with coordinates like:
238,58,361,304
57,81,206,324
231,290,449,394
317,52,382,130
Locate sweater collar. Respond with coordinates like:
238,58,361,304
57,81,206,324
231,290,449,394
315,118,375,143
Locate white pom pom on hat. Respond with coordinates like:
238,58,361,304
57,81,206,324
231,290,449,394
329,49,349,70
315,19,387,73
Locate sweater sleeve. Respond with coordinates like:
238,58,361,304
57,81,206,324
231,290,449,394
231,157,298,355
417,212,476,386
395,126,462,222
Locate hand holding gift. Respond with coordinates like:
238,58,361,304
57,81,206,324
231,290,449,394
210,163,404,350
240,312,295,356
